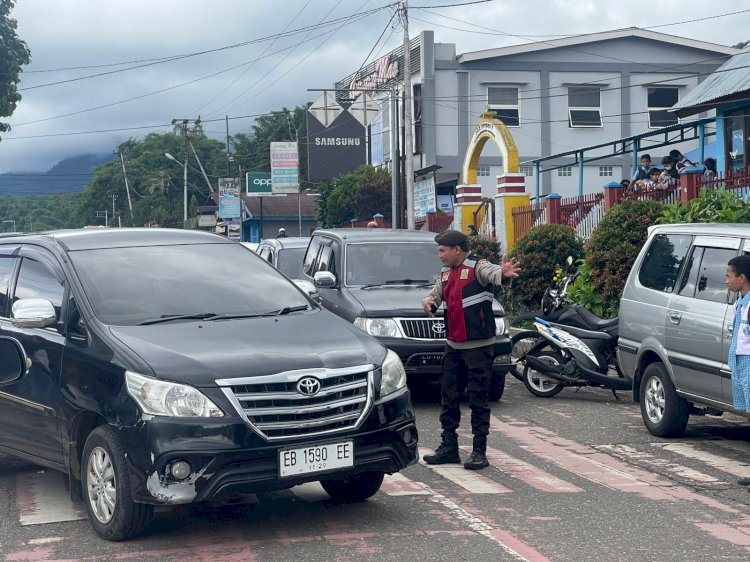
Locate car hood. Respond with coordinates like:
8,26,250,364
107,310,385,386
348,286,504,317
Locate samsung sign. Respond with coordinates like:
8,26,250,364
307,109,367,182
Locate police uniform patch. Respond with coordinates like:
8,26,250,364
441,271,449,282
460,268,469,280
477,259,489,266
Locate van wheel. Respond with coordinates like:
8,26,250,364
522,349,565,398
489,372,505,401
320,472,384,502
640,363,688,437
81,426,154,541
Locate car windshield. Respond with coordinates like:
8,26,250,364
276,247,306,278
345,242,441,287
69,243,311,326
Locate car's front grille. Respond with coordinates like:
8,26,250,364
399,318,446,340
217,365,373,441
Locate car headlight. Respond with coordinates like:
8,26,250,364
125,371,224,417
379,349,407,397
495,316,506,336
354,317,402,338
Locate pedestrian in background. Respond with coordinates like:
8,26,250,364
727,255,750,490
277,228,287,238
422,230,521,470
467,224,478,237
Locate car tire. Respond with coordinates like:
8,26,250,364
522,348,565,398
81,426,154,541
320,472,385,502
489,371,505,401
640,362,688,437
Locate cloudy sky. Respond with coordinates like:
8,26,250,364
1,0,748,173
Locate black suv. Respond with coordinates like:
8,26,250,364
0,229,417,540
297,229,513,400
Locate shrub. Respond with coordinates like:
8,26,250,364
584,199,664,315
468,235,502,264
508,224,584,313
660,188,750,224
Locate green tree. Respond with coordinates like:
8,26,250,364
315,165,391,227
0,0,31,136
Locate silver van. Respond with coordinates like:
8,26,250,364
619,223,749,437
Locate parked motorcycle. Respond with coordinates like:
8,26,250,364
509,258,631,398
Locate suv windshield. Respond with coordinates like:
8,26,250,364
345,242,441,287
69,243,311,325
277,247,306,278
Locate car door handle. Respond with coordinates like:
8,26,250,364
669,312,682,324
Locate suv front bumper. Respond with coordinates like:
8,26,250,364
119,387,417,505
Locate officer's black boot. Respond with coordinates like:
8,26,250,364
463,435,489,470
423,431,460,464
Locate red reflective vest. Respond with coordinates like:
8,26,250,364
440,255,496,343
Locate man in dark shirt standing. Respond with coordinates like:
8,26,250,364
422,230,520,470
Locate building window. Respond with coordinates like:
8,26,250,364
599,166,613,177
477,165,491,177
648,87,679,128
568,86,602,127
557,167,572,177
519,165,534,177
487,86,519,127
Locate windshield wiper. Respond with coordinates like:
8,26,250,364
274,305,310,315
360,279,431,290
138,312,220,326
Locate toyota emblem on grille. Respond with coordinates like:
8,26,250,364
297,376,321,396
432,322,446,334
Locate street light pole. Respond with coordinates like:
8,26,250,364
171,118,201,224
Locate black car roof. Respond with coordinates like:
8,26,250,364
0,228,233,252
313,228,438,244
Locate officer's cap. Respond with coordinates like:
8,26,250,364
435,229,468,247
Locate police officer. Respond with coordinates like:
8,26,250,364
422,230,521,470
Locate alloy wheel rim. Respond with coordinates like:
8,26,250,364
86,446,116,524
645,376,665,424
527,354,561,393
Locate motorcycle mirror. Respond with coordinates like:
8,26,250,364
566,256,574,266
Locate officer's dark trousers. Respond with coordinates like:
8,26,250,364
439,344,494,437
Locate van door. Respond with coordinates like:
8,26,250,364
0,252,66,465
666,237,738,406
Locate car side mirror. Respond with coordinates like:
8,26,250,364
293,279,321,300
313,271,337,289
11,298,57,329
0,336,29,384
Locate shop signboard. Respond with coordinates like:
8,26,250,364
414,176,436,218
307,110,367,181
218,177,241,219
270,142,299,194
247,172,273,196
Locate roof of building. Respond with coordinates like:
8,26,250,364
671,48,750,117
457,28,737,63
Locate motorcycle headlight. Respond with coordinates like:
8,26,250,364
354,317,402,338
126,371,224,417
379,349,407,397
495,316,506,336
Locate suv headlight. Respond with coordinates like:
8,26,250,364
354,317,402,338
380,349,407,397
495,316,506,336
126,371,224,417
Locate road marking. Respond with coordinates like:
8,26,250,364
15,471,86,526
291,482,331,502
652,443,750,479
482,445,583,493
381,472,432,496
599,444,720,485
420,447,511,494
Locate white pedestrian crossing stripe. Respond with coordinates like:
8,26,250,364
599,444,721,485
652,442,750,479
16,471,86,526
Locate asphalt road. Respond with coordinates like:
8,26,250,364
3,378,750,561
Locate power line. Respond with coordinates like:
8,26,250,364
412,0,495,7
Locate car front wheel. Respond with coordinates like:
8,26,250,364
640,362,688,437
81,426,154,541
320,472,384,502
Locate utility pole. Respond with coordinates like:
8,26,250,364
111,194,118,225
390,88,401,229
287,113,303,237
401,0,415,229
115,150,134,217
172,117,201,223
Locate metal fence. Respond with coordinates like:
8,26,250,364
621,187,680,205
699,169,750,200
512,203,545,242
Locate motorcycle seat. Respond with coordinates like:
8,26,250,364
549,322,611,341
575,306,619,330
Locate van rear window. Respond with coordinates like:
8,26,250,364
638,234,692,293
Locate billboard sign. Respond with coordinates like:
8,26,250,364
246,172,273,196
270,142,299,194
227,218,241,241
218,177,241,218
414,176,436,218
307,109,367,182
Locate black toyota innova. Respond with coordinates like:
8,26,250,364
0,229,417,540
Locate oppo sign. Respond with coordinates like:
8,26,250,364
246,172,273,195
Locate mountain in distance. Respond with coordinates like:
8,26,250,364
0,153,115,197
